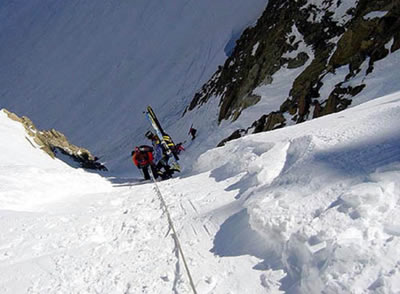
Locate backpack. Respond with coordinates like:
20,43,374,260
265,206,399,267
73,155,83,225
139,145,153,153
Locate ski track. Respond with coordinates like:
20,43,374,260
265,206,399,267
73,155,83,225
0,171,268,293
1,94,400,293
0,183,176,293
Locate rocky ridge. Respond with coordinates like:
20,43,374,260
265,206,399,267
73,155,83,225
4,109,107,171
185,0,400,146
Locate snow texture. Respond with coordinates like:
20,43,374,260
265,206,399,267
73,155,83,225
2,90,400,293
195,92,400,293
1,0,400,293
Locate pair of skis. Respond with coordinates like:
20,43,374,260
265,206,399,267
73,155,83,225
145,106,181,172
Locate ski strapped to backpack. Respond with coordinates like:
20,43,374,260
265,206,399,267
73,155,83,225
147,106,166,135
147,106,178,151
145,106,181,172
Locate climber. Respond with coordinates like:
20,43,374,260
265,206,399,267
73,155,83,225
131,145,158,180
145,131,180,161
188,125,197,140
175,142,185,154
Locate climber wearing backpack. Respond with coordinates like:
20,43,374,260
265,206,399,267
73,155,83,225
131,145,158,180
145,130,180,161
145,131,177,178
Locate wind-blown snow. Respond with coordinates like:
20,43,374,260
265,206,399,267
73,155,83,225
194,92,400,293
1,91,399,293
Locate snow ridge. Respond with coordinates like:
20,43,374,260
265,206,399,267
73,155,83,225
200,92,400,293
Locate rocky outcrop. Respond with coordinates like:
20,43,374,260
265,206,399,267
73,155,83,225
186,0,400,146
4,109,107,171
217,129,246,147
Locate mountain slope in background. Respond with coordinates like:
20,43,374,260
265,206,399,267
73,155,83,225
186,0,400,146
2,0,399,175
0,0,266,173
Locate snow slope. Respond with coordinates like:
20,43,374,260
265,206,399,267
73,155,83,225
0,110,112,211
1,1,400,292
195,92,400,293
0,0,267,173
0,109,272,293
2,0,400,180
1,91,400,293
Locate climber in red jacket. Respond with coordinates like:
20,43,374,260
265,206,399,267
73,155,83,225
131,145,158,180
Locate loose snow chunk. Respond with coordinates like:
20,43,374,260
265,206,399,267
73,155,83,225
337,227,363,246
194,138,275,177
260,269,287,293
363,11,389,20
306,240,327,254
340,183,384,209
254,141,290,186
384,224,400,236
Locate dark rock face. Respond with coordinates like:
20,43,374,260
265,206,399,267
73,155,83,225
253,112,286,134
4,109,107,171
186,0,400,146
217,129,246,147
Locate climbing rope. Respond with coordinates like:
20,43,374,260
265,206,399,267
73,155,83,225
150,172,198,294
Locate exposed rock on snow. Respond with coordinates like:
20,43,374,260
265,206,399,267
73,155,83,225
186,0,400,146
3,109,107,171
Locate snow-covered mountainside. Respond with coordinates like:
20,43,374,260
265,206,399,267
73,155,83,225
186,0,400,146
1,0,400,293
1,92,399,293
0,0,267,172
1,0,399,174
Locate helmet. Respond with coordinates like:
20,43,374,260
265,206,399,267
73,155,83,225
145,131,154,139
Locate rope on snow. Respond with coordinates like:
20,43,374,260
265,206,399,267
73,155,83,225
150,171,198,294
